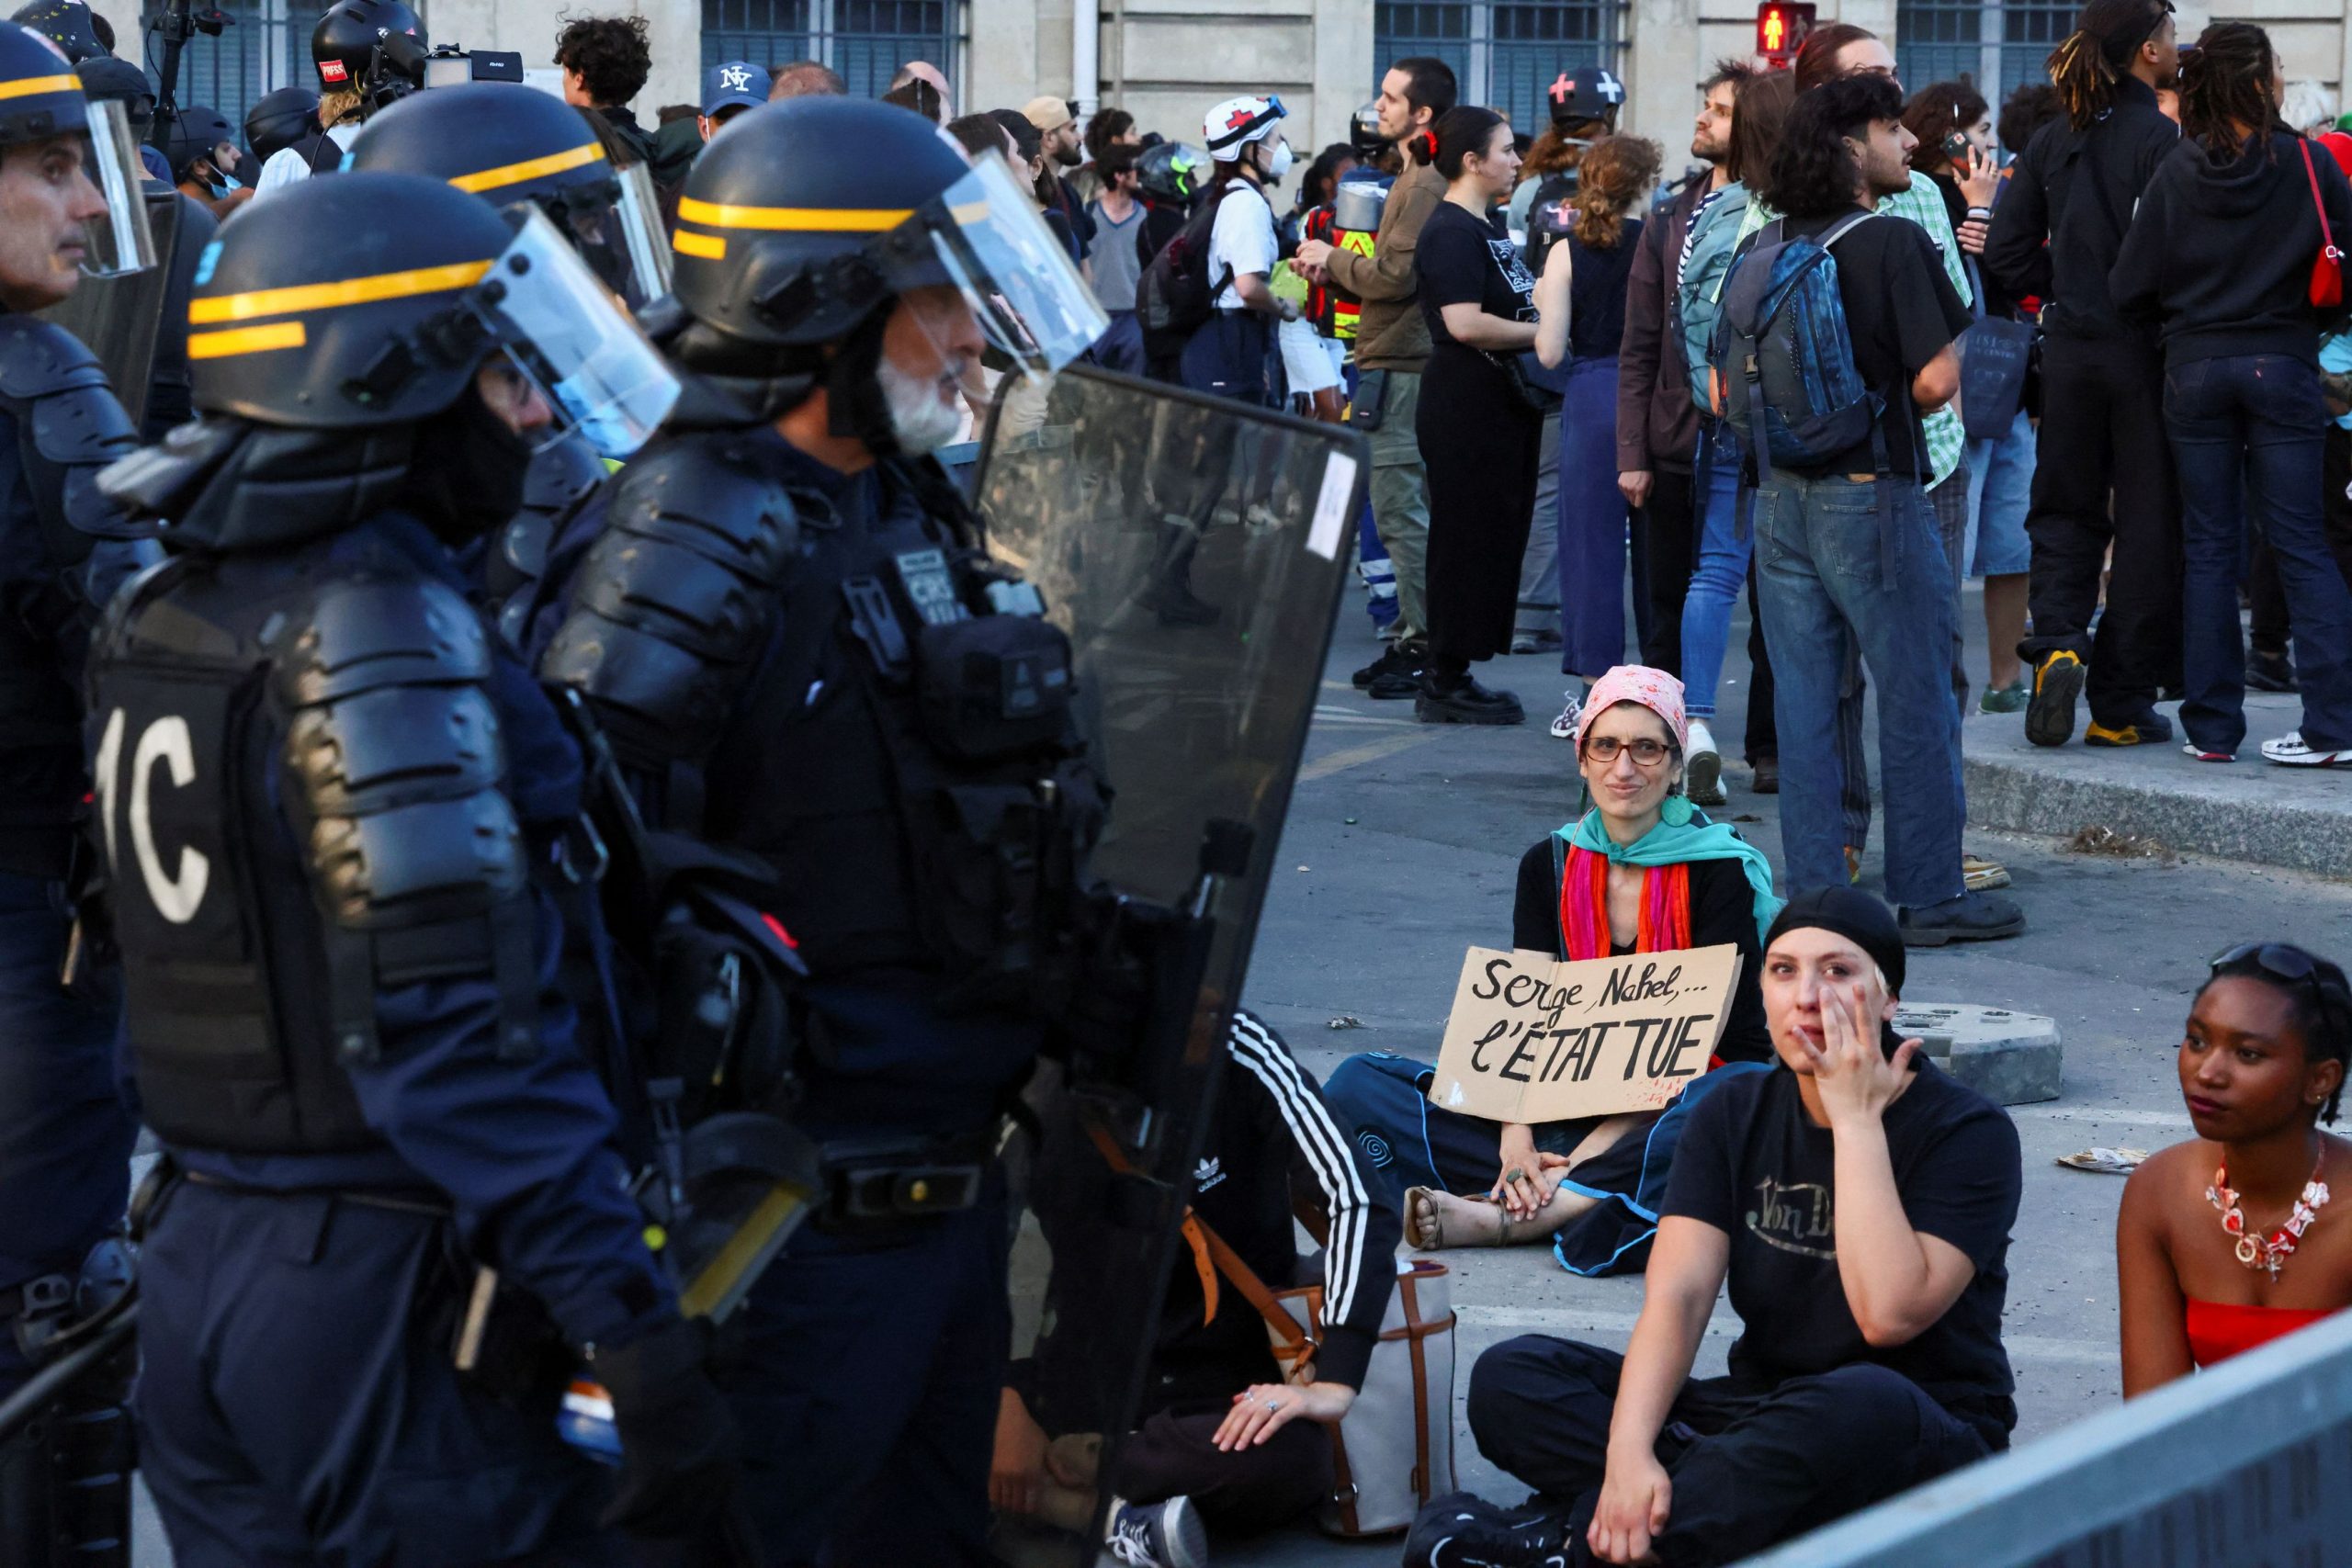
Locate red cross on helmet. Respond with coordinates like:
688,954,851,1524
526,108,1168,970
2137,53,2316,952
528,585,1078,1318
1202,93,1286,161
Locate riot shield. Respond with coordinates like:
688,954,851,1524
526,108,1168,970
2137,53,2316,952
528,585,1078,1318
973,366,1367,1552
37,188,178,421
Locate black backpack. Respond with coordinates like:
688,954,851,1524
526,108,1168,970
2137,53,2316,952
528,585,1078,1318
1136,184,1237,355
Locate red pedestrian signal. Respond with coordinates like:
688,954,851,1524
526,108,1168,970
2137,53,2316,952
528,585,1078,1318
1757,0,1815,66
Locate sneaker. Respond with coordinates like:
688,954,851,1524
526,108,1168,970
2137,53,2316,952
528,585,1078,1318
2183,740,2237,763
1403,1492,1572,1568
1749,756,1779,795
2025,650,2086,748
1547,688,1584,740
1899,890,2027,946
1418,677,1525,726
2085,709,2175,748
1509,627,1563,655
2261,730,2352,767
1978,681,2030,715
2247,648,2299,693
1353,643,1423,700
1101,1495,1207,1568
1962,852,2011,893
1685,718,1726,806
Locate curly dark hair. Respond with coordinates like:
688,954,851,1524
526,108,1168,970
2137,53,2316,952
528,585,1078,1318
1901,80,1988,174
1084,107,1135,162
2179,20,2280,162
2197,943,2352,1124
1762,72,1905,220
553,15,651,109
1571,134,1662,249
2047,0,2174,131
1998,82,2064,153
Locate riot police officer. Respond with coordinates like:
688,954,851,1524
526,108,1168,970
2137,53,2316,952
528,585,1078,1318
89,170,729,1564
345,79,672,645
0,21,153,1561
537,95,1105,1563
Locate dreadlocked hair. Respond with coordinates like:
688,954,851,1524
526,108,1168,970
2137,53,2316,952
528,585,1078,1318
2179,21,2281,162
1570,134,1663,250
2047,0,2172,130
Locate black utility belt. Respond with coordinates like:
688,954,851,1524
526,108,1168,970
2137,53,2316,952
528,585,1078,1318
180,1168,454,1220
817,1129,1000,1231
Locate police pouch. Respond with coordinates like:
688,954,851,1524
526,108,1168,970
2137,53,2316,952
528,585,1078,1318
915,614,1074,762
450,1264,572,1406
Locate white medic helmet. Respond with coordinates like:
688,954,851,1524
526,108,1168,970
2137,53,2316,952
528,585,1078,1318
1202,94,1288,163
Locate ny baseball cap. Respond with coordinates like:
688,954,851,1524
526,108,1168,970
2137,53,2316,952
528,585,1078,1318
703,59,764,118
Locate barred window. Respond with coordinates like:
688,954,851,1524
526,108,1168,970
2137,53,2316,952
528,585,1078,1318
140,1,310,136
1374,0,1623,131
1896,0,2073,100
701,0,961,99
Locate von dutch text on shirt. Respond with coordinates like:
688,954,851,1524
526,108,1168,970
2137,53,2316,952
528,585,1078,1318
1747,1175,1837,1259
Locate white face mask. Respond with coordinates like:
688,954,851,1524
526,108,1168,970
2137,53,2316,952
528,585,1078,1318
1261,140,1294,181
876,350,964,455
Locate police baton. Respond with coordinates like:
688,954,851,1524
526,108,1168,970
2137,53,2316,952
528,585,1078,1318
0,1296,137,1448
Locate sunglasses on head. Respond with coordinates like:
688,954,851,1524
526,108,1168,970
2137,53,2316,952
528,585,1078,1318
2211,942,2352,1006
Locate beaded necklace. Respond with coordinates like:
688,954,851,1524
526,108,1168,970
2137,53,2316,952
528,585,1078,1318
2208,1143,2331,1280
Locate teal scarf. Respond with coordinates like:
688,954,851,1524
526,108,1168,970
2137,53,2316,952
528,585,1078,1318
1553,796,1783,944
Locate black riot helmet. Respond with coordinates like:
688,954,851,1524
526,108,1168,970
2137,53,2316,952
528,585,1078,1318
311,0,422,100
1349,100,1385,157
164,103,236,182
345,82,670,309
669,95,1101,378
1135,140,1209,206
1547,65,1625,131
186,170,678,453
9,0,100,63
245,85,319,164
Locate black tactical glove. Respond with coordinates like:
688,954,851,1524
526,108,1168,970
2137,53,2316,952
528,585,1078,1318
590,1314,741,1537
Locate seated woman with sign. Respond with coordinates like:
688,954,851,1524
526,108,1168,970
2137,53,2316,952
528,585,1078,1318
1433,887,2022,1568
2117,943,2352,1395
1320,665,1780,1274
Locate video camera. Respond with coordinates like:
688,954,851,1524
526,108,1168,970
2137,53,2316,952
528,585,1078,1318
420,43,526,89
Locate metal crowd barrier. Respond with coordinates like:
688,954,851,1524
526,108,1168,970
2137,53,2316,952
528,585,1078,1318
1737,1308,2352,1566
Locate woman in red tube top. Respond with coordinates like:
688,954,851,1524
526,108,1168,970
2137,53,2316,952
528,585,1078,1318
2119,943,2352,1395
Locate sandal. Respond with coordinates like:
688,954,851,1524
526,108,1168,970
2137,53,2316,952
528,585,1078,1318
1404,1186,1511,1250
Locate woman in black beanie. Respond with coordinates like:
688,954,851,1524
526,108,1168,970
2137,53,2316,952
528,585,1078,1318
1448,886,2025,1566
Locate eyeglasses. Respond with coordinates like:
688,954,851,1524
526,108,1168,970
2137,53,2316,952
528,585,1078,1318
1581,736,1673,767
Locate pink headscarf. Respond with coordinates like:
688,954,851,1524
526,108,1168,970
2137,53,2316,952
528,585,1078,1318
1573,664,1690,754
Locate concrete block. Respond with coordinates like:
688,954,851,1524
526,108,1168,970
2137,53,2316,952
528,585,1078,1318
1894,1003,2063,1105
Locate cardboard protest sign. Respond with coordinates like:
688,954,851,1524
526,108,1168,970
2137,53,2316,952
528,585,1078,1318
1425,944,1745,1123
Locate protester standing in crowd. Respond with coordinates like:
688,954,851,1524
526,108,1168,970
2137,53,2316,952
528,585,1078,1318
1905,82,2035,714
1026,96,1095,263
1673,67,1795,792
164,106,248,220
888,58,951,115
1411,106,1543,724
1295,57,1457,700
1435,886,2020,1568
1617,62,1748,699
1180,95,1295,408
768,59,846,97
254,0,413,197
2119,943,2352,1393
1548,136,1664,726
697,59,764,142
1986,0,2184,750
555,14,655,165
1320,667,1777,1270
1077,105,1139,202
1084,143,1148,377
2111,21,2352,767
1746,73,2024,942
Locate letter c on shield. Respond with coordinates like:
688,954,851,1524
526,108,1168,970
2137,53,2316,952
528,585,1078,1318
130,715,209,924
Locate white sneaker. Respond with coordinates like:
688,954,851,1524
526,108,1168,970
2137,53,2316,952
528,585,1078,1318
1548,689,1583,740
1101,1495,1208,1568
1685,717,1724,805
2260,730,2352,767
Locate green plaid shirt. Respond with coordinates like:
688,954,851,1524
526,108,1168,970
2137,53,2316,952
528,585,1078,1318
1734,184,1971,489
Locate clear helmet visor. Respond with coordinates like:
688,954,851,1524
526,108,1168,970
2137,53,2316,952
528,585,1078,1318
922,153,1104,378
80,97,154,277
470,208,680,457
553,161,671,314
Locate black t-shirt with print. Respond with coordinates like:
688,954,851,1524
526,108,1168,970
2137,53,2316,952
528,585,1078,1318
1662,1059,2022,1446
1775,207,1971,480
1417,199,1538,349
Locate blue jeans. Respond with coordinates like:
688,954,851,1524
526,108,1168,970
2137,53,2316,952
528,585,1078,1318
1754,472,1964,908
2165,354,2352,753
1963,410,2035,579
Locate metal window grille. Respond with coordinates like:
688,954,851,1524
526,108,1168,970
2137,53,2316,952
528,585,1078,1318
1374,0,1623,131
1895,0,2073,99
138,1,310,140
700,0,962,100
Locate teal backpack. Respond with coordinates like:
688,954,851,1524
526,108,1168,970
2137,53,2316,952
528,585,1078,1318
1674,182,1753,412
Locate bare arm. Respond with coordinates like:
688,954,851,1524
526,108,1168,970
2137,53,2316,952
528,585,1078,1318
1912,342,1961,412
2117,1155,2194,1398
1230,270,1294,320
1532,240,1572,369
1588,1216,1728,1563
1439,301,1538,351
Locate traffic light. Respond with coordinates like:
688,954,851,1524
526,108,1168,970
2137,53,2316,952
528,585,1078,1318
1757,0,1815,67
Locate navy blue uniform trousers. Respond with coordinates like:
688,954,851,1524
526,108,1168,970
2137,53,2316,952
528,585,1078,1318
136,1180,624,1568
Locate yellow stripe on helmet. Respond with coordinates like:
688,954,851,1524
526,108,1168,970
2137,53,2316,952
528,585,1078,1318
447,141,605,195
671,229,726,260
0,73,81,102
187,321,308,359
675,196,912,232
188,259,495,325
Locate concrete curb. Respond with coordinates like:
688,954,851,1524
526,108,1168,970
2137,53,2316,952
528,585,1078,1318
1963,753,2352,878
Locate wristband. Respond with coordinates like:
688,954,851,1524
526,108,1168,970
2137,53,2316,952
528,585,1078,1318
1966,206,1994,220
